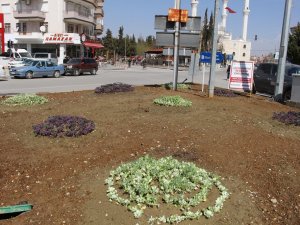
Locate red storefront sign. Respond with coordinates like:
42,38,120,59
0,13,5,53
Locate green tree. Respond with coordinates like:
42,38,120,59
102,29,115,58
117,26,125,57
287,23,300,65
201,9,209,51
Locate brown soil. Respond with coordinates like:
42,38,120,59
0,85,299,225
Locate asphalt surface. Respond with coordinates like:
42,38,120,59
0,64,229,95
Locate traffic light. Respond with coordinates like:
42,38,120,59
254,35,258,41
7,40,13,48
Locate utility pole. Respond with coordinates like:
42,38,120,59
172,0,181,91
208,0,219,97
275,0,293,100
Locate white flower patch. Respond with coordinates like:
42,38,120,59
105,155,230,224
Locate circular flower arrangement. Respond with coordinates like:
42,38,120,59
95,82,134,94
105,155,229,224
33,115,95,137
153,96,192,107
272,111,300,126
214,89,237,97
2,94,48,106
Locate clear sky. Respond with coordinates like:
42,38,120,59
103,0,300,56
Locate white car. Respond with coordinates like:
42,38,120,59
0,65,8,81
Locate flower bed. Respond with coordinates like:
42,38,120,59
105,155,229,224
153,96,192,107
272,111,300,126
164,82,190,90
214,89,237,97
2,94,48,106
33,115,95,137
95,82,134,94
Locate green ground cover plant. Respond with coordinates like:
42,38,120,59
2,94,48,106
153,96,192,107
105,155,229,224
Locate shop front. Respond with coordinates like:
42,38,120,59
43,33,81,64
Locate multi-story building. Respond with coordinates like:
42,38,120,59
0,0,104,63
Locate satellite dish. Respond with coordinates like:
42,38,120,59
40,25,46,33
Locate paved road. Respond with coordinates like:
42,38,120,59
0,65,229,95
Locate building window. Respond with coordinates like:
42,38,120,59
243,44,246,49
1,4,10,14
16,22,27,34
40,22,48,32
243,53,246,57
4,23,11,33
67,24,74,33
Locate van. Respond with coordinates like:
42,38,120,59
10,49,32,59
33,53,58,65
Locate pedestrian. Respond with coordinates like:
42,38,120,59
226,65,231,80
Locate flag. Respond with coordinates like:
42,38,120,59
225,7,236,14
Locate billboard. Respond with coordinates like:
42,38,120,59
229,61,254,91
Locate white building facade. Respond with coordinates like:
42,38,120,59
0,0,104,64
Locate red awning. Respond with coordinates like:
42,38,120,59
83,42,104,49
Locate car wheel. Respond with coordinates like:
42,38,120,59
25,71,33,79
91,68,96,75
282,89,291,102
54,70,61,78
252,83,256,94
74,69,80,76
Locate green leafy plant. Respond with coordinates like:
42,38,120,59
153,96,192,107
2,94,48,106
164,82,190,90
105,155,229,224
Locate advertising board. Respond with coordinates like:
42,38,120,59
229,61,254,91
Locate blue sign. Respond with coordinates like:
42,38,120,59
200,51,224,64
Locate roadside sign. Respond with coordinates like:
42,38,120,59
168,9,188,22
229,61,254,91
200,51,224,64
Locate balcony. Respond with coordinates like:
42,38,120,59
94,7,104,16
95,24,103,31
82,0,97,7
64,10,96,26
13,9,45,21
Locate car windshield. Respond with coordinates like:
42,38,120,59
68,58,81,64
20,52,32,58
24,59,33,65
28,61,40,66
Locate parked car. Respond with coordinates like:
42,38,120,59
0,65,8,81
64,58,98,75
33,53,58,65
253,62,300,102
9,59,65,79
8,58,35,69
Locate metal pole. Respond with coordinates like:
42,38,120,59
124,37,127,61
208,0,219,97
173,0,181,91
275,0,293,99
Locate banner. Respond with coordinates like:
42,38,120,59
229,61,254,91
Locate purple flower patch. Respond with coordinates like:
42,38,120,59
272,111,300,126
33,115,95,137
95,83,134,94
214,89,238,97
